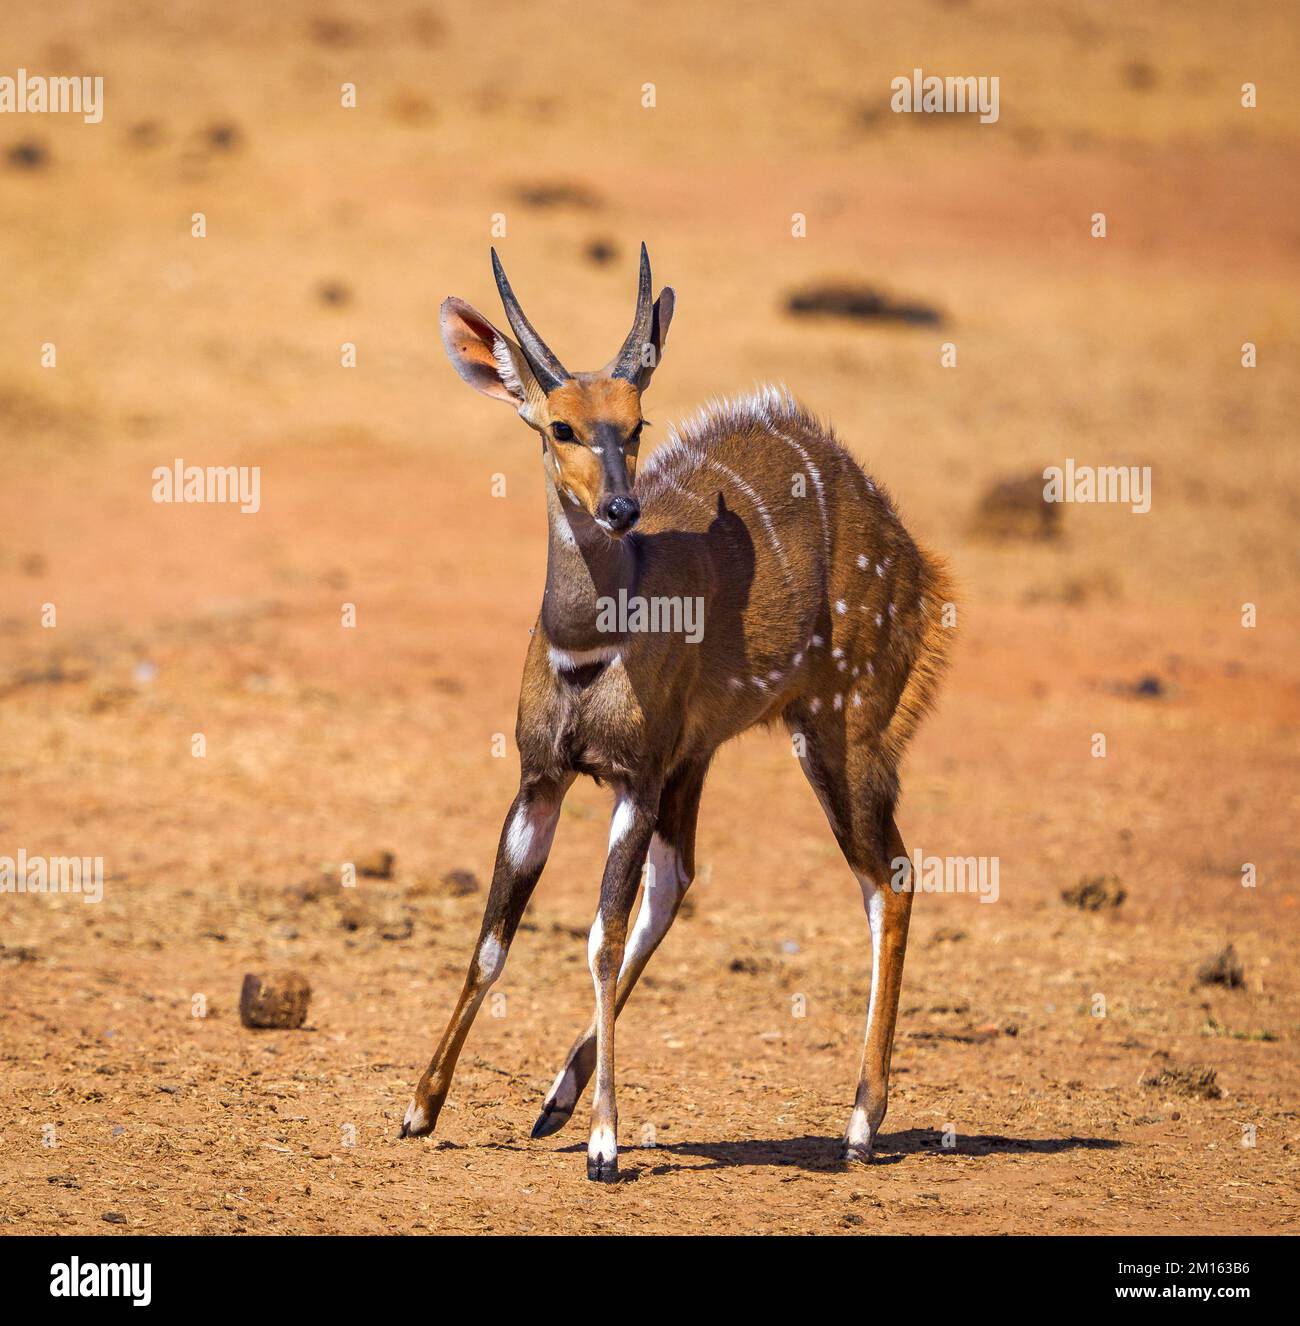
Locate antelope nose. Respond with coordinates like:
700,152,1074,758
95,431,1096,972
603,494,640,532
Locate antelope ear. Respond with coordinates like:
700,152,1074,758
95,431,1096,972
613,287,675,391
440,297,540,408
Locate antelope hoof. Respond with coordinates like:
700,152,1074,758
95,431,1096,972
531,1101,573,1139
839,1140,873,1164
587,1123,618,1181
587,1154,619,1183
400,1097,436,1139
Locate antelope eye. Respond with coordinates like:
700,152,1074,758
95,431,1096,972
630,422,644,443
552,422,574,442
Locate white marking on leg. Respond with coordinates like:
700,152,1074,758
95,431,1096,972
505,798,560,872
621,835,688,977
476,933,506,983
545,1059,580,1113
846,1103,872,1150
588,1122,617,1166
587,912,605,976
846,875,886,1150
608,796,636,851
403,1099,428,1134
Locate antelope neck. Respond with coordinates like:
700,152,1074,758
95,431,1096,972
541,476,639,653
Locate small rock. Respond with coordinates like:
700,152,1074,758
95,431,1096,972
785,282,943,326
971,472,1061,543
1062,875,1126,910
930,927,967,944
440,869,480,897
239,972,311,1029
316,280,352,307
1132,674,1165,698
101,1211,127,1224
205,122,243,151
355,850,395,880
47,1174,80,1188
338,898,367,931
379,910,414,941
1142,1063,1223,1100
1197,944,1245,989
7,139,48,170
584,238,618,265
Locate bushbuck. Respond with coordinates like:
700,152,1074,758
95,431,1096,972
401,245,953,1180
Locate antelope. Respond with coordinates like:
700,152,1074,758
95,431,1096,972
401,244,954,1180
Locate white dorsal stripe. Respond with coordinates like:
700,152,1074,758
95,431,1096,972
762,415,832,564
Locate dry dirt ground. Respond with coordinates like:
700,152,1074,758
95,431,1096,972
1,2,1298,1234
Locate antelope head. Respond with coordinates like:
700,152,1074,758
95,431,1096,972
440,243,674,536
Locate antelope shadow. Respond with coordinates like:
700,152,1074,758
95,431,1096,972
563,1128,1124,1175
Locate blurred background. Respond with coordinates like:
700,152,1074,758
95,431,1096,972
0,1,1296,1234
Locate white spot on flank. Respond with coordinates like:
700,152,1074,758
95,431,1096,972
811,634,824,648
809,697,822,714
876,563,884,577
875,613,883,627
852,692,862,706
769,669,782,681
792,652,803,666
836,600,847,615
856,554,868,569
833,693,843,710
832,647,844,659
